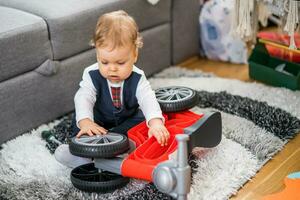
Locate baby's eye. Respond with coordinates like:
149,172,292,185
101,61,108,65
117,62,125,65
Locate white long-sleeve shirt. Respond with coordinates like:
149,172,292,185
74,63,164,127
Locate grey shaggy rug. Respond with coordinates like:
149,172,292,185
1,66,300,200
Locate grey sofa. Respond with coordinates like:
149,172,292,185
0,0,200,144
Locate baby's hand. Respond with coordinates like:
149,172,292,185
77,118,108,138
148,118,170,146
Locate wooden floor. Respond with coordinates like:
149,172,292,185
180,57,300,200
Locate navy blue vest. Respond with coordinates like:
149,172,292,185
89,70,141,127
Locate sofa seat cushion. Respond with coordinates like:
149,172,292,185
0,6,52,82
0,0,171,60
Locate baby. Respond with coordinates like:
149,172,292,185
55,10,169,168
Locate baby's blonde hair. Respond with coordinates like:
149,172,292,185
91,10,143,50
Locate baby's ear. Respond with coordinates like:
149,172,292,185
89,39,95,47
95,49,100,61
134,48,139,63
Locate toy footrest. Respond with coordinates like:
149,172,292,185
121,155,154,181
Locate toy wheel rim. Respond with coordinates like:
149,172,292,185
155,86,193,103
70,163,129,192
75,133,124,146
72,164,122,182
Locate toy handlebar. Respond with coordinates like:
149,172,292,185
153,134,191,200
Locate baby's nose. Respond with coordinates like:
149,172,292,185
109,65,118,71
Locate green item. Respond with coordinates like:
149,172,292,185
248,42,300,90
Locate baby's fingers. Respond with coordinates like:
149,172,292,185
165,130,170,139
76,130,84,138
148,131,153,138
91,127,102,135
163,130,170,145
98,127,108,134
157,130,166,146
158,135,164,146
87,130,94,136
154,132,163,145
163,132,168,146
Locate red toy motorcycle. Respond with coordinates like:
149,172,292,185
69,86,222,199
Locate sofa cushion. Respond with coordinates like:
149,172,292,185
172,0,199,64
0,6,52,82
0,0,171,60
137,23,171,76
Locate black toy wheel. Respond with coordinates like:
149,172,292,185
71,163,129,192
69,133,129,158
155,86,199,112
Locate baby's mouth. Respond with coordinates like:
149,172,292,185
109,75,120,80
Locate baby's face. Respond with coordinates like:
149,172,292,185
96,43,138,83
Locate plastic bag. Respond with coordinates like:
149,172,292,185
199,0,247,64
